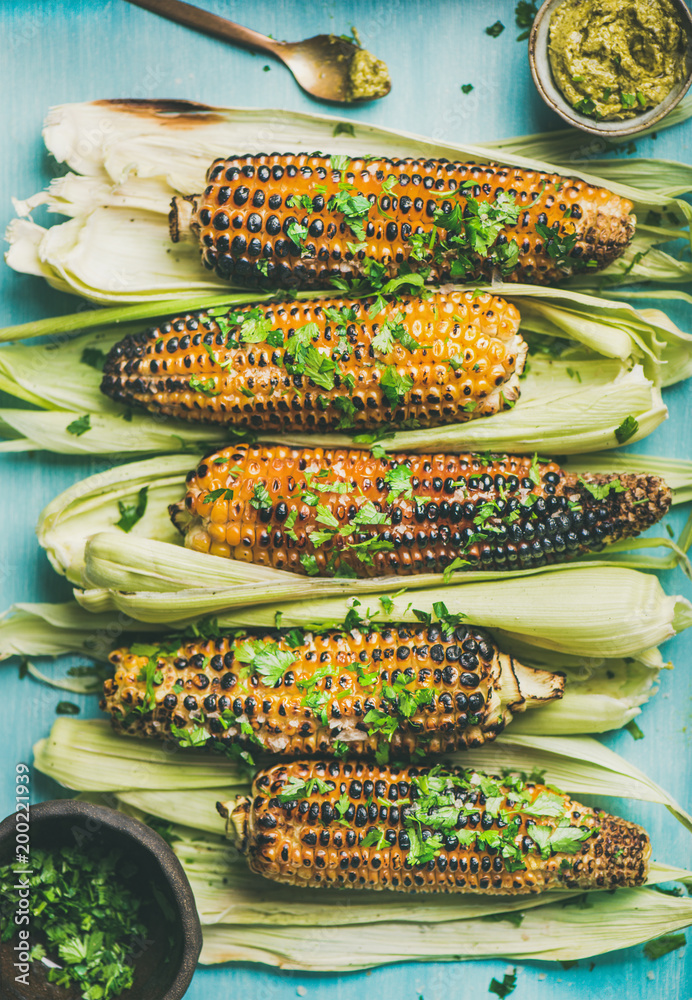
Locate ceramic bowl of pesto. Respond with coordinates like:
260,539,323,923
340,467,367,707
529,0,692,137
0,799,202,1000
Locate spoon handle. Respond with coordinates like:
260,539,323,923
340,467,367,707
124,0,282,56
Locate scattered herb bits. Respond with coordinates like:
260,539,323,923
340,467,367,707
486,20,505,37
115,485,148,533
66,414,91,437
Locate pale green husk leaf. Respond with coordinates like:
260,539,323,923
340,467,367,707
6,101,692,304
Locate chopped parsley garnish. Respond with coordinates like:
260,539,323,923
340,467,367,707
115,485,148,533
171,722,210,747
384,462,413,498
485,20,505,37
372,314,421,355
333,122,356,137
300,553,320,576
234,639,296,685
55,700,80,715
0,845,154,1000
334,396,357,428
302,346,338,389
379,365,413,405
615,415,639,444
515,0,538,40
330,154,351,172
203,487,234,504
578,477,626,501
625,719,644,740
250,483,272,511
461,83,474,94
643,932,686,960
489,969,518,998
286,220,309,251
278,775,334,803
80,346,107,370
621,92,637,108
237,308,276,344
574,96,598,115
66,413,91,436
189,374,219,397
329,185,372,242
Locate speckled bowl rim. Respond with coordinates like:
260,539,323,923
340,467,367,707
0,799,202,1000
529,0,692,137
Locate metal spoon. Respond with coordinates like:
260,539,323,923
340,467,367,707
125,0,391,104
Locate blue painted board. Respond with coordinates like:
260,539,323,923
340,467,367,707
0,1,691,997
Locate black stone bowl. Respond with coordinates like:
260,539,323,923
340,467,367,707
0,799,202,1000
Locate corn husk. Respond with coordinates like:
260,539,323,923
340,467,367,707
33,719,692,966
196,891,692,968
0,597,662,735
6,101,692,304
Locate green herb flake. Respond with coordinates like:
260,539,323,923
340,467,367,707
461,83,474,94
578,476,626,502
330,154,351,172
333,122,356,137
625,719,644,740
486,20,505,37
55,700,80,715
644,932,686,960
80,346,108,370
115,485,148,533
189,374,220,397
615,415,639,444
234,638,296,686
515,0,538,39
489,969,517,998
250,483,272,511
66,413,91,436
300,553,321,576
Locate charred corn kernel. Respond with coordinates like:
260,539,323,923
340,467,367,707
100,292,526,432
101,626,564,755
169,444,671,578
220,760,650,894
170,153,635,289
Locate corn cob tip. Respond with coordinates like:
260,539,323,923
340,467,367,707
219,796,250,850
500,653,564,710
565,471,672,538
169,195,197,243
227,760,651,895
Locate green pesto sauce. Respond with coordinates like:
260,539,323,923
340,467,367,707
548,0,688,120
347,47,391,101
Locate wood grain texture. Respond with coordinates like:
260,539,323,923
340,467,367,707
0,1,690,997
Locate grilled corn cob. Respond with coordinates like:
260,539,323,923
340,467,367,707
170,153,635,288
100,291,526,432
101,625,564,755
219,760,650,894
170,444,671,577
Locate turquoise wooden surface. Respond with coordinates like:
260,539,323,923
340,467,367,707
1,0,691,996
